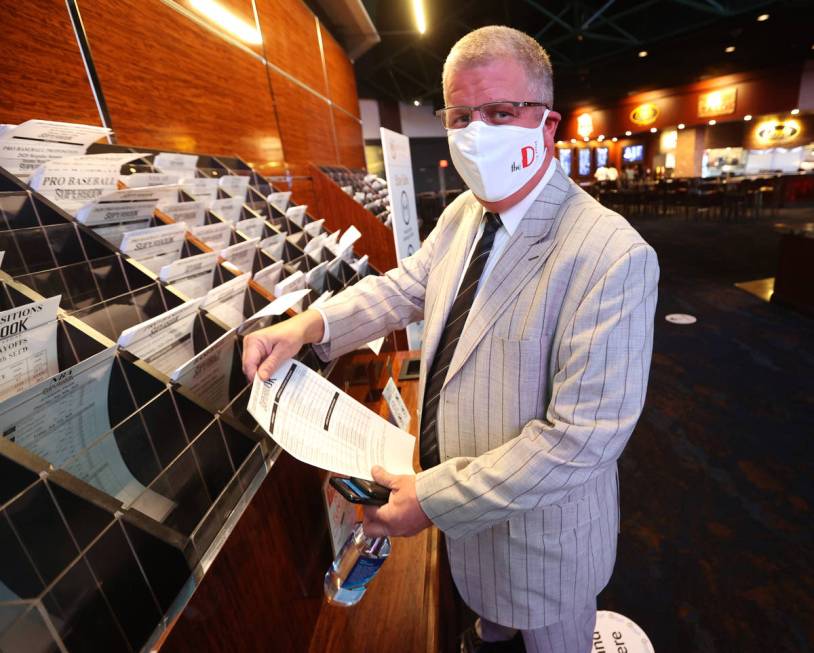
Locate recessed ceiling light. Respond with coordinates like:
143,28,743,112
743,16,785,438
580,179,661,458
612,137,618,142
650,127,657,133
583,137,589,142
756,13,769,22
598,135,605,141
744,114,752,121
570,138,577,144
678,123,686,129
725,46,735,53
625,130,632,136
791,108,800,115
708,119,717,125
638,50,648,58
413,99,421,106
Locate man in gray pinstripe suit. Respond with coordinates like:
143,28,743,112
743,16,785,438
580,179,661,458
244,26,658,653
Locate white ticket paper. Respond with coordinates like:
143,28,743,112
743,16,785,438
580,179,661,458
220,238,259,273
181,177,219,202
219,175,250,202
202,274,250,329
260,232,286,260
120,222,188,274
159,251,218,299
190,222,232,250
119,171,184,188
236,217,266,240
306,261,329,292
154,152,198,178
247,359,415,479
158,200,206,227
304,232,327,257
303,219,325,237
0,346,175,522
75,185,179,226
210,197,243,223
0,120,110,180
118,299,202,374
253,260,284,291
171,329,237,411
0,296,61,402
267,191,291,213
286,205,307,226
29,152,150,213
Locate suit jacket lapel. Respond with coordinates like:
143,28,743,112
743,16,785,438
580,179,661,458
443,166,572,386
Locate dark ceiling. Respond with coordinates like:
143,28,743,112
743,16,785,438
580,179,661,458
353,0,814,113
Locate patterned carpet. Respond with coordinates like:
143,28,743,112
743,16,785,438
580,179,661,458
600,209,814,652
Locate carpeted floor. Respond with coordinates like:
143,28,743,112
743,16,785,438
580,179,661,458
599,208,814,652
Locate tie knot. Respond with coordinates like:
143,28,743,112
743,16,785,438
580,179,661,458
484,212,502,233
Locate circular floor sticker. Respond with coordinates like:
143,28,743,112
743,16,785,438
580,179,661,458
594,611,654,653
665,313,697,325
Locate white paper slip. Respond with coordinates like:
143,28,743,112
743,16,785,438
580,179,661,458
171,329,237,411
219,175,250,202
220,237,259,273
304,232,327,257
75,185,179,226
268,191,291,213
286,205,307,226
0,251,5,268
0,346,175,522
253,260,284,290
306,261,329,291
352,254,369,276
260,232,286,260
28,152,150,213
181,177,219,202
118,299,201,374
326,255,345,279
0,120,110,179
92,221,150,249
0,295,61,402
310,290,334,309
202,273,250,329
366,336,385,356
209,196,243,223
274,270,306,298
154,152,198,177
303,219,325,237
159,251,218,299
338,225,362,251
247,359,415,480
383,377,411,431
235,217,266,239
119,171,184,188
159,200,206,227
190,222,232,250
120,222,188,274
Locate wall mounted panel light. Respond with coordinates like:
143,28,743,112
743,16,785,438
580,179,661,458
678,123,686,129
638,50,648,58
611,137,618,142
650,127,657,133
625,130,632,136
744,114,752,121
708,119,717,125
412,0,427,34
791,108,800,115
756,13,769,22
189,0,262,44
413,99,421,106
725,46,736,53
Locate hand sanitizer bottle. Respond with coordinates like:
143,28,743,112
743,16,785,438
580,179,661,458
324,523,391,606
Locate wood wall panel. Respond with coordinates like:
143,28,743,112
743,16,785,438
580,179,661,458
257,0,326,97
0,1,100,127
333,108,366,169
320,24,360,118
76,0,285,174
271,68,338,166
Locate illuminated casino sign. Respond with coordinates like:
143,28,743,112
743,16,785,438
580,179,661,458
698,87,737,118
630,103,659,126
577,113,593,139
755,119,801,145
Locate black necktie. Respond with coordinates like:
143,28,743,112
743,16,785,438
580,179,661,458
419,212,503,469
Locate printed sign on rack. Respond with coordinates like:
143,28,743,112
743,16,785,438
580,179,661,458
171,330,237,411
159,200,206,227
303,219,325,237
202,273,250,329
219,175,250,202
253,260,284,291
268,191,291,214
260,232,287,260
285,205,307,226
154,152,198,178
210,196,243,223
119,171,184,188
0,120,110,180
220,237,259,273
236,217,266,240
75,185,179,226
190,222,232,251
120,222,188,274
380,127,423,350
159,251,218,299
181,177,219,203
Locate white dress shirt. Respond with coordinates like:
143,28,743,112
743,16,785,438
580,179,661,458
317,161,556,343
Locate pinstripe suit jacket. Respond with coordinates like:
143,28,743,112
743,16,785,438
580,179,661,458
314,164,659,629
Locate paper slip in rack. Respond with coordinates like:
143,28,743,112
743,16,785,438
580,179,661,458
248,359,415,480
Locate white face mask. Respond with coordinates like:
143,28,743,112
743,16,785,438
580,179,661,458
448,109,550,202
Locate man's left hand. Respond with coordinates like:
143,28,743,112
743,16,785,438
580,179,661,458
362,466,432,537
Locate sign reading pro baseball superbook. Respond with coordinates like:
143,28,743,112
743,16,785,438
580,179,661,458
380,127,423,349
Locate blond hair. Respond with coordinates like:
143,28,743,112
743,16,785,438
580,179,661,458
442,26,554,106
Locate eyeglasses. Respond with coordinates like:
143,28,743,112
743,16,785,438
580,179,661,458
435,101,549,129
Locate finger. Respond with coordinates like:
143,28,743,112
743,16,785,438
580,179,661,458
362,517,387,538
371,465,397,489
241,337,268,381
257,346,286,381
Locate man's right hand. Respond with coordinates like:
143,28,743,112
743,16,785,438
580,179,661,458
241,309,325,382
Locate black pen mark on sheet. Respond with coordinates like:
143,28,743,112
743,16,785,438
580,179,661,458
324,392,339,430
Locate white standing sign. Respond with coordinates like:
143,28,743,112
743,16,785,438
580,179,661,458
380,127,423,349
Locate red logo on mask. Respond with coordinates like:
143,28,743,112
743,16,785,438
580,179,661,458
521,145,536,168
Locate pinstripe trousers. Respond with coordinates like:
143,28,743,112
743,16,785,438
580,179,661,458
479,600,596,653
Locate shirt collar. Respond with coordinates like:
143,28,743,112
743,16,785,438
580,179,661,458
482,160,557,236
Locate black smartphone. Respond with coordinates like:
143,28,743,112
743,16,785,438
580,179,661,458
329,476,391,506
